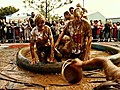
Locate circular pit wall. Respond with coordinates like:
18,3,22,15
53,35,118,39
16,43,120,73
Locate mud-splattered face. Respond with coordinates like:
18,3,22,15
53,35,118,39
74,8,83,22
37,20,45,28
35,14,45,29
74,15,81,22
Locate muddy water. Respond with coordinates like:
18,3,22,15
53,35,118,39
25,49,111,62
0,47,111,90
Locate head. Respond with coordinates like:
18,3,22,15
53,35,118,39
76,3,82,8
73,7,83,22
64,11,71,20
35,14,45,28
69,7,74,14
31,12,35,18
106,19,112,25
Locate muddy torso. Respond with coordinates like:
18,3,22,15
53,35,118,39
31,25,51,48
64,19,92,54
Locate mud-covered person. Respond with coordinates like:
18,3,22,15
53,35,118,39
55,7,92,61
30,14,55,64
76,3,88,20
73,57,120,83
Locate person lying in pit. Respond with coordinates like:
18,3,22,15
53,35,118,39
55,7,92,61
30,14,55,64
72,57,120,83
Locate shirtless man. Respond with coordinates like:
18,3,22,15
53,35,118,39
30,14,54,64
29,12,35,31
55,7,92,60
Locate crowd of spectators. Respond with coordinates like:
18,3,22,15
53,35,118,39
0,18,30,43
91,19,120,42
0,11,120,43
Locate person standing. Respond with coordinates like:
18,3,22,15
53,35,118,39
92,20,98,41
22,18,30,42
104,20,112,42
64,11,71,25
55,7,92,61
112,23,117,41
69,7,74,20
29,12,35,31
117,22,120,41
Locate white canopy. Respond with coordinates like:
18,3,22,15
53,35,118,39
5,9,31,22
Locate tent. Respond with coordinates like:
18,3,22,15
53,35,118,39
88,11,106,24
5,10,31,22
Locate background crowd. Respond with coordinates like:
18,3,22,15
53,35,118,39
0,8,120,43
91,19,120,42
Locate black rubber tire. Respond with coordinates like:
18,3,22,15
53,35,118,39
16,43,120,73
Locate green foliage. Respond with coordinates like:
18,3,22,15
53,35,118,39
51,14,59,21
23,0,73,19
0,6,19,19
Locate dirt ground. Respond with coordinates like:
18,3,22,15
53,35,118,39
0,42,119,90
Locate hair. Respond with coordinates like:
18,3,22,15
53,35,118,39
69,7,74,12
31,12,34,14
73,7,83,17
76,3,82,8
64,11,70,16
34,14,45,25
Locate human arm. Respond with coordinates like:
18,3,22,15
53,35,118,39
54,23,68,48
84,22,92,61
48,27,55,62
30,29,37,64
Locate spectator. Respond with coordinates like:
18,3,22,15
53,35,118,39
22,18,30,42
112,23,117,41
104,20,112,42
64,11,71,25
28,12,35,31
69,7,74,20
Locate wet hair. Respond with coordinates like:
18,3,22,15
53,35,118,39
35,14,45,25
73,7,83,17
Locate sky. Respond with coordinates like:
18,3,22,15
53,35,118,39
0,0,120,18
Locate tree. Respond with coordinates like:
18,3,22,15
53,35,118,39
0,6,19,19
23,0,73,18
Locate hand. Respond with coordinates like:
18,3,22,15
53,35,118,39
54,42,58,49
71,58,83,67
49,57,55,63
31,57,37,64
